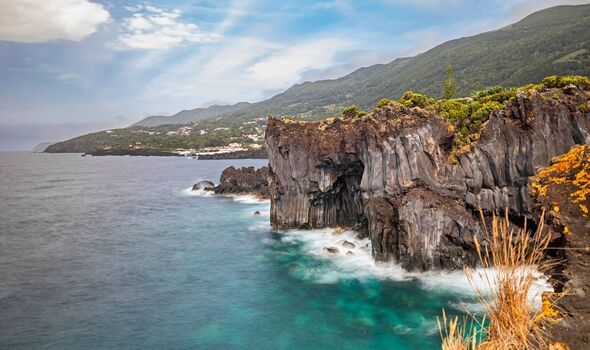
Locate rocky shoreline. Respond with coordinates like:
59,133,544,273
192,165,270,199
263,84,590,347
265,85,590,271
197,148,267,160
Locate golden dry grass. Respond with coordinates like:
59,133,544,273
439,210,565,350
438,309,483,350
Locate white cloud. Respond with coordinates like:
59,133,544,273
134,35,353,111
245,38,352,88
117,5,219,50
0,0,110,43
126,14,153,31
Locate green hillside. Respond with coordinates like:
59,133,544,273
228,4,590,120
48,4,590,154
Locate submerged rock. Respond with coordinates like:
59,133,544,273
342,240,355,249
324,247,340,254
266,86,590,271
346,251,354,256
253,210,262,216
192,180,215,191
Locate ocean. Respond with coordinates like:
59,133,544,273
0,152,483,350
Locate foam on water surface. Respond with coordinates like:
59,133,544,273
276,228,552,310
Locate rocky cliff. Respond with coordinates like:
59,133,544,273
265,86,590,271
212,166,270,199
530,145,590,348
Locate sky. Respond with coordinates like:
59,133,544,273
0,0,589,150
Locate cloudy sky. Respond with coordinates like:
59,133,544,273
0,0,588,150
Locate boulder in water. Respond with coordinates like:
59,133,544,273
213,166,269,198
342,240,355,249
346,251,354,256
192,180,215,191
324,247,339,254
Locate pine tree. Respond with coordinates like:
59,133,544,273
441,65,456,99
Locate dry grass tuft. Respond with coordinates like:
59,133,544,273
439,210,565,350
438,309,482,350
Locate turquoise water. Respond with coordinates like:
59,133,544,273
0,152,476,350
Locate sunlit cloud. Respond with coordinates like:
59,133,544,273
0,0,110,43
116,4,220,50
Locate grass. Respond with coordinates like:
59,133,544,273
439,210,566,350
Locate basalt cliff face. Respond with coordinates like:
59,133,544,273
265,86,590,271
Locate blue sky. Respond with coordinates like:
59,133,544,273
0,0,588,150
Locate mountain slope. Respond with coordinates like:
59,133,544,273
133,102,251,127
221,4,590,121
47,4,590,152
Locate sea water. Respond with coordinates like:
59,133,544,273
0,152,543,350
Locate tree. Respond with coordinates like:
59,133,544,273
441,65,456,99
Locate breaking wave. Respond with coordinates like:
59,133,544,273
276,228,552,309
181,186,213,197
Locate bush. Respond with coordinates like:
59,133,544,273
376,98,394,108
470,101,502,125
342,105,366,119
342,105,359,118
470,86,503,100
542,75,590,89
437,99,469,123
399,91,430,108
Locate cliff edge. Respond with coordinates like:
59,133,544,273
265,84,590,271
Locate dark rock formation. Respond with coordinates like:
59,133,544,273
192,180,215,191
198,148,267,160
324,247,339,254
266,86,590,271
213,166,270,199
342,240,355,249
530,145,590,348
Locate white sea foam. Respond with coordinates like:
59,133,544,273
181,186,214,197
279,228,552,309
228,194,271,204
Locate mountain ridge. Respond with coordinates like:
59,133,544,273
49,4,590,152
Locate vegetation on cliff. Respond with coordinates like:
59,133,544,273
333,75,590,164
532,144,590,219
530,145,590,349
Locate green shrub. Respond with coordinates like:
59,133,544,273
470,101,502,124
399,91,430,108
342,105,359,118
376,99,394,108
342,105,366,118
542,75,590,89
517,83,544,93
436,99,469,123
471,86,503,100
